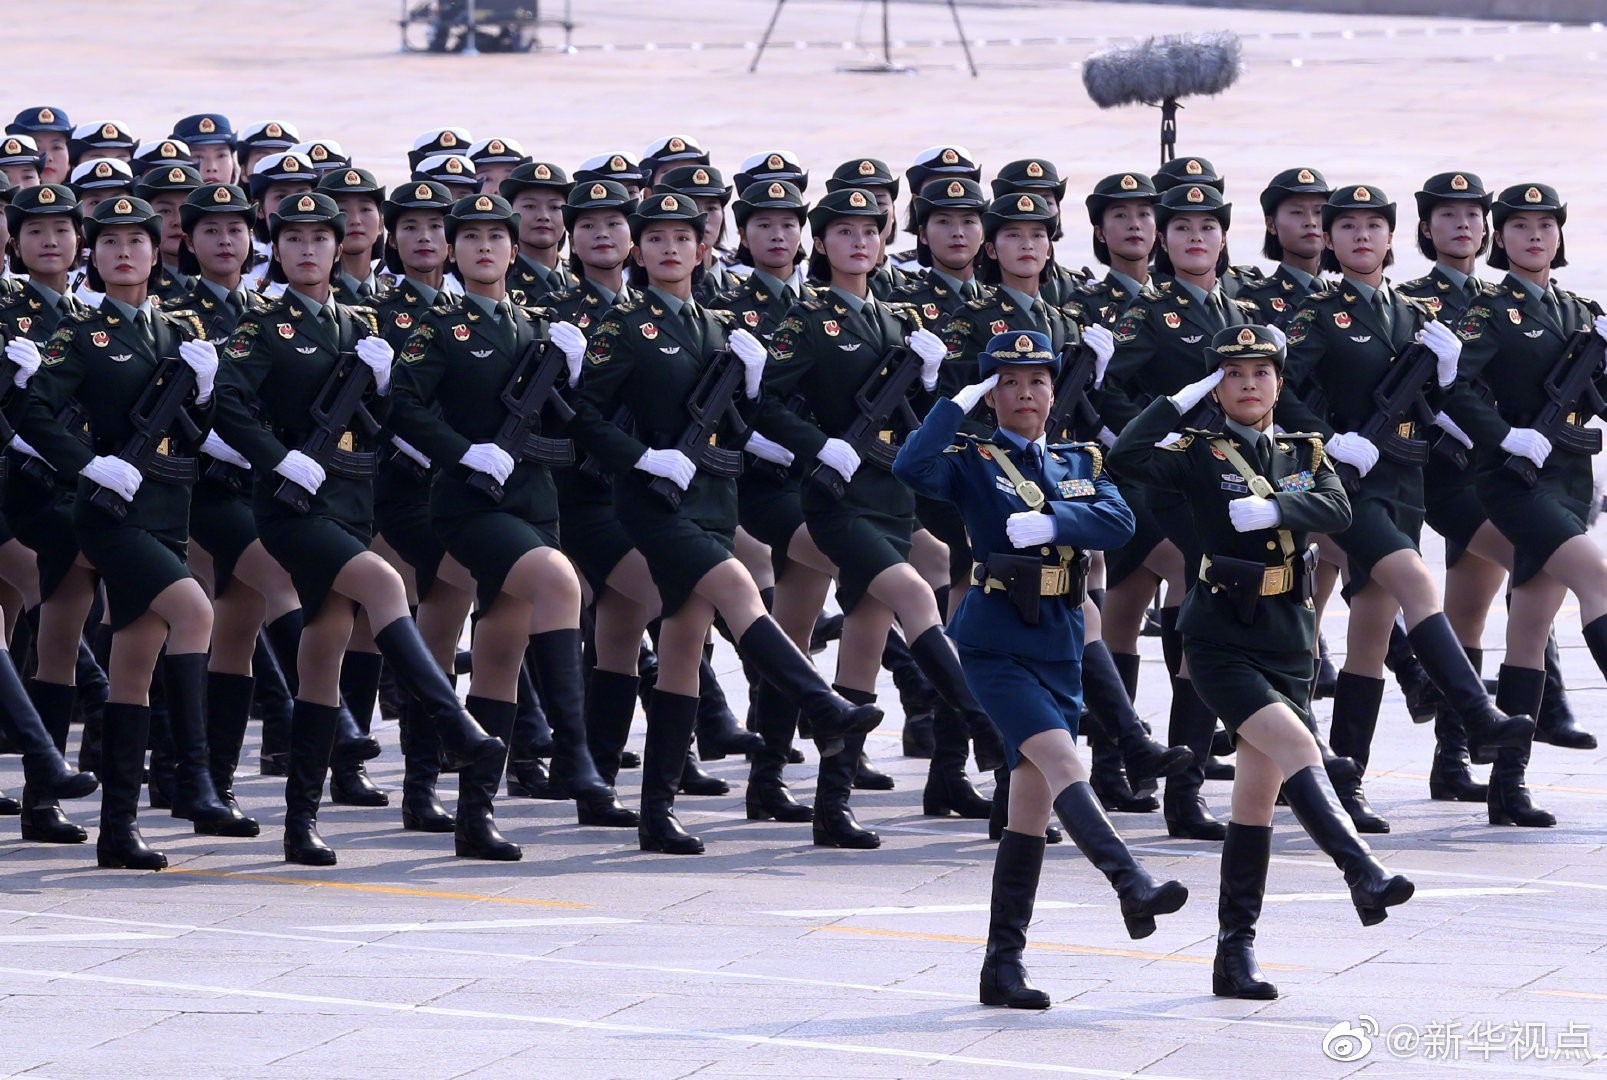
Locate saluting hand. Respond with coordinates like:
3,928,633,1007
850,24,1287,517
1228,495,1280,533
727,329,767,399
1005,511,1055,548
1168,369,1224,414
549,320,587,387
908,329,946,391
178,340,219,403
1417,321,1461,387
5,338,42,388
355,336,394,394
951,374,998,413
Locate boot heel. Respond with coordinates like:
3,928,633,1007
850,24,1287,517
1211,972,1233,997
1352,876,1414,926
921,796,951,816
746,804,773,821
1124,915,1156,939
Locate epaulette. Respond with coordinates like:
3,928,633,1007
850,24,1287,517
162,309,207,339
1400,294,1438,319
1231,298,1260,318
67,307,103,324
1304,282,1342,303
1228,264,1268,285
349,306,381,335
1558,287,1605,317
514,301,557,321
1137,281,1162,301
708,307,735,326
613,296,643,316
544,286,584,306
1050,439,1104,477
963,295,993,312
715,247,742,268
942,431,983,454
799,296,827,313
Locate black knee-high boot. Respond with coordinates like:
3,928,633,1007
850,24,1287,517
1110,650,1141,704
1085,707,1156,814
735,616,882,757
1385,618,1441,722
1429,646,1487,801
203,671,261,837
814,729,879,849
1327,672,1389,834
1083,639,1192,786
399,698,453,832
530,629,629,824
922,701,991,818
979,830,1051,1009
694,645,763,761
1054,781,1188,938
249,628,294,775
577,669,640,827
259,611,303,776
0,648,98,800
885,628,937,759
638,688,703,854
1162,677,1225,841
165,653,235,831
1536,631,1595,749
1488,666,1555,828
20,680,87,843
96,702,165,870
1213,823,1277,999
331,652,387,807
283,700,340,865
506,659,556,798
745,679,812,823
1281,766,1415,924
372,617,504,772
1408,613,1533,756
455,696,520,860
906,626,1004,771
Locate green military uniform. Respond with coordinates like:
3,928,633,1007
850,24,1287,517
1235,264,1323,327
501,161,578,303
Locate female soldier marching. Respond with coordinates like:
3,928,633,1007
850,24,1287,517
895,330,1185,1010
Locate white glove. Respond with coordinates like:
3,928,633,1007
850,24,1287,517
178,339,219,403
634,447,696,490
1417,320,1461,387
1168,369,1224,414
355,336,394,394
1595,314,1607,344
1084,324,1115,387
1325,431,1380,476
5,337,42,387
460,442,515,485
816,437,860,482
391,435,431,470
1228,495,1281,533
81,455,141,502
1266,323,1287,353
745,431,794,467
200,430,250,469
951,374,999,414
1005,511,1056,549
273,449,326,495
1097,426,1118,449
1432,411,1473,450
7,434,43,461
549,320,587,387
908,328,946,391
1500,427,1552,469
728,328,767,399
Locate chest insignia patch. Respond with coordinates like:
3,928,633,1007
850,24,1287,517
394,312,413,329
641,322,658,340
745,310,760,327
91,331,109,347
823,320,840,337
990,319,1009,335
1333,312,1352,329
1508,309,1523,325
1270,297,1286,312
278,323,296,339
923,303,940,321
453,324,471,341
1163,312,1182,329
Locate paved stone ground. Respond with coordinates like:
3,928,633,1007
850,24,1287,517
3,2,1607,1077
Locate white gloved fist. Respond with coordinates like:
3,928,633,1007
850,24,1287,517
1595,314,1607,344
1228,495,1281,533
816,437,860,482
178,339,219,402
460,442,515,484
273,449,326,495
81,454,141,502
7,434,44,461
1500,427,1552,469
1168,369,1224,414
200,430,250,469
355,335,394,394
951,373,999,414
1083,324,1115,387
745,431,794,467
728,328,767,399
5,337,42,387
549,320,587,387
908,328,946,391
1097,426,1118,449
391,435,431,470
1417,320,1462,387
1432,411,1473,450
1326,431,1380,476
634,447,696,490
1005,511,1056,549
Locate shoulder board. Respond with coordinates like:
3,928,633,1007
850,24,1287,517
1050,440,1104,476
1231,298,1260,316
1557,287,1605,316
1400,295,1437,318
1154,280,1177,297
708,307,735,326
544,286,583,306
1398,274,1434,294
1228,264,1267,284
614,297,643,316
1159,433,1193,451
515,302,556,321
347,306,381,334
1181,426,1221,438
799,296,827,312
942,432,983,454
963,295,993,312
1136,281,1162,301
1305,283,1341,302
715,248,742,268
67,306,105,324
166,310,207,338
427,296,461,317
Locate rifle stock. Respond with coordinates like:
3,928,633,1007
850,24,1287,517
1503,329,1606,486
465,337,576,504
806,345,919,502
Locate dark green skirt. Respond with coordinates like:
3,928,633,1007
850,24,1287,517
190,482,260,598
1184,635,1312,743
3,460,79,602
74,481,192,631
1478,452,1593,587
803,468,911,615
436,508,559,613
375,463,443,601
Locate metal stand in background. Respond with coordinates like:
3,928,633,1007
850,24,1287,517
398,0,574,54
750,0,978,77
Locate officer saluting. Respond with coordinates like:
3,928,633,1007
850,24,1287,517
894,330,1183,1010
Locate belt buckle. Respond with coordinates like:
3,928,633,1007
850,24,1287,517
155,437,171,457
708,433,719,447
1040,565,1067,595
1396,421,1416,439
1261,563,1292,596
1566,411,1583,426
338,431,355,452
877,430,894,444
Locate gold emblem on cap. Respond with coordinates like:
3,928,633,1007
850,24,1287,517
848,191,868,209
113,197,133,215
589,183,607,199
1524,186,1543,204
1119,174,1138,191
439,131,457,147
1185,159,1203,175
668,137,686,153
609,155,626,171
946,180,964,198
296,194,316,213
2,139,18,154
198,117,217,134
692,168,709,185
857,160,875,176
344,170,361,186
1026,161,1045,179
101,123,118,140
1016,194,1034,212
414,183,433,200
489,139,505,154
168,167,186,183
214,186,232,204
474,195,493,212
767,154,784,170
1296,168,1315,184
38,108,55,124
94,161,113,179
283,156,299,171
534,163,552,179
37,187,56,204
661,195,679,211
445,157,464,173
311,144,328,162
1015,334,1034,352
159,142,177,158
1186,186,1205,204
1237,327,1257,347
1450,174,1469,192
266,122,283,138
1353,186,1371,202
767,182,785,199
940,148,959,165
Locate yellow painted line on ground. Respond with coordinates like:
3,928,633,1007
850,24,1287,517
1533,988,1607,1003
163,868,587,908
1382,771,1607,795
815,924,1304,970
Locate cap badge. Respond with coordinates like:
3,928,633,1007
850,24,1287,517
692,168,709,185
101,123,119,140
1237,327,1257,346
474,195,493,212
489,139,505,154
310,144,328,161
767,182,785,199
589,183,607,199
668,137,686,153
940,148,959,165
661,195,679,211
1016,194,1034,212
939,180,961,198
2,139,18,154
344,170,361,186
94,161,113,178
168,167,186,183
296,195,316,213
1026,161,1045,179
413,183,433,200
857,160,875,176
848,191,868,209
214,186,232,203
1296,169,1315,184
445,157,464,174
1451,174,1469,192
283,157,299,171
112,197,133,215
1119,174,1138,191
609,155,626,171
1524,186,1543,204
1353,187,1371,202
1186,186,1204,204
1185,160,1203,175
439,131,457,147
766,154,784,170
534,163,552,179
198,117,217,134
38,108,56,124
37,187,56,204
1015,334,1034,352
265,123,283,138
159,142,177,158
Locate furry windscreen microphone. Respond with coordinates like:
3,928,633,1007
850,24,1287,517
1082,31,1243,164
